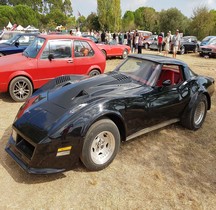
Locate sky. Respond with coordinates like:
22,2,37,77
71,0,216,18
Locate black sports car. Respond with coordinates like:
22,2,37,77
5,54,215,174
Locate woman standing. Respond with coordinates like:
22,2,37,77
163,32,171,56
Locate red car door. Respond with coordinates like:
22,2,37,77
36,39,74,88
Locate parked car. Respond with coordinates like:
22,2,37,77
97,40,131,59
143,35,157,49
199,36,216,47
0,34,106,102
0,33,38,57
176,36,200,54
5,54,215,174
150,36,199,54
0,31,24,43
199,40,216,58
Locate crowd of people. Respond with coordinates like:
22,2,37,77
70,28,182,58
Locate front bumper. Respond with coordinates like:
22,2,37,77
5,137,66,174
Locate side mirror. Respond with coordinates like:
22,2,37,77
15,42,19,47
48,54,54,61
162,79,172,86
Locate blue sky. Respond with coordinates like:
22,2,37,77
71,0,216,18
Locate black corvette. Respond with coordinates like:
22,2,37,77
5,54,215,174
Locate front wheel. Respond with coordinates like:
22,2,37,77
181,94,207,130
9,76,33,102
81,118,120,171
180,46,185,55
122,49,128,59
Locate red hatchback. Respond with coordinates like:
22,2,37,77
0,35,106,102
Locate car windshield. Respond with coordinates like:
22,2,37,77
181,37,192,42
23,37,45,58
116,57,161,86
4,34,20,45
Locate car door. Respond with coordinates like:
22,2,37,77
125,64,191,136
37,39,74,86
145,64,191,121
73,40,96,74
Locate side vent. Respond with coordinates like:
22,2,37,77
55,75,71,85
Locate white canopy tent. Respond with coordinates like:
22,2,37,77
16,25,24,31
6,21,13,29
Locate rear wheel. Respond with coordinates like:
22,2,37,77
122,49,128,59
181,94,207,130
81,118,120,171
180,46,185,55
9,76,33,102
88,69,100,77
194,45,198,53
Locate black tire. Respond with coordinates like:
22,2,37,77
194,45,198,53
122,49,128,59
9,76,33,102
88,69,100,77
81,118,120,171
180,46,185,55
181,94,207,130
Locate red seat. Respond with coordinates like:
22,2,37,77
157,70,174,86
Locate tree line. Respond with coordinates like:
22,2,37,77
0,0,215,40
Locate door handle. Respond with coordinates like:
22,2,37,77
67,59,73,63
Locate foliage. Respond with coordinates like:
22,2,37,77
189,6,215,40
121,11,135,32
0,5,16,29
14,5,39,28
159,8,189,35
85,13,100,32
97,0,121,32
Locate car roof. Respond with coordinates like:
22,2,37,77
129,54,187,66
38,34,92,42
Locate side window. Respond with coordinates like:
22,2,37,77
74,40,94,57
41,40,72,59
156,65,184,87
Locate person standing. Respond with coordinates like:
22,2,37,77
163,32,171,56
172,29,181,58
138,33,144,54
157,32,163,54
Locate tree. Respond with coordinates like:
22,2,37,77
85,13,100,32
189,6,215,40
159,8,189,35
0,5,16,29
122,11,135,31
14,5,39,28
97,0,121,31
134,7,158,32
63,0,73,17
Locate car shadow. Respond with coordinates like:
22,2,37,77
0,93,16,103
0,125,86,184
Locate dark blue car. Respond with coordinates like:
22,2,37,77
0,33,39,57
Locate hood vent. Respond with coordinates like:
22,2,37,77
109,71,131,83
55,75,71,85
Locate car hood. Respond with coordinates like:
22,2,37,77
0,53,29,70
200,44,216,50
0,43,11,48
13,72,148,143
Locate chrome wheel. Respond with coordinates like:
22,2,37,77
122,49,128,59
90,131,115,165
9,76,33,102
194,101,206,126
